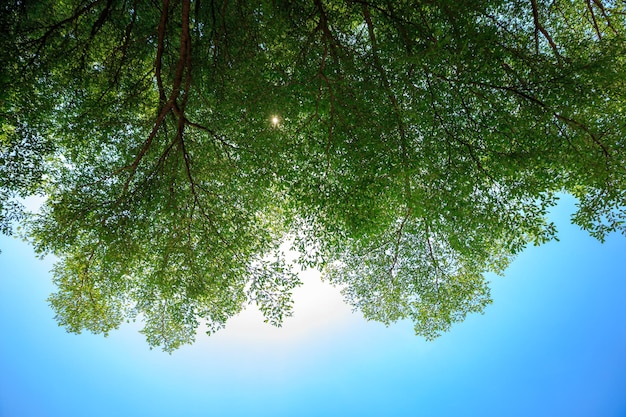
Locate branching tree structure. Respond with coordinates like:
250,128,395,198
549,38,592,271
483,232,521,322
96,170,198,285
1,0,625,351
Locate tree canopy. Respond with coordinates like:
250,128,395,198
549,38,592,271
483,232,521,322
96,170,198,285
1,0,625,351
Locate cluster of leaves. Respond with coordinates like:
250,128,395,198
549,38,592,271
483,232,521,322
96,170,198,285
1,0,625,351
0,2,52,237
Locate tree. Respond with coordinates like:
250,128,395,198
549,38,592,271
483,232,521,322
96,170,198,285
1,0,625,351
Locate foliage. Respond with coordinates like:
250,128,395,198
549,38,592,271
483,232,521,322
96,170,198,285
1,0,625,351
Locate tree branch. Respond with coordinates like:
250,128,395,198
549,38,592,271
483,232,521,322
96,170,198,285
529,0,560,57
389,208,411,277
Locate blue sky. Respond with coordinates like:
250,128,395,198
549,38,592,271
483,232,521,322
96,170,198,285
1,194,626,417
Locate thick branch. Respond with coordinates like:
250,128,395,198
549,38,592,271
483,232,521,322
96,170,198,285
529,0,560,57
592,0,618,34
155,0,170,103
587,0,603,40
119,0,193,195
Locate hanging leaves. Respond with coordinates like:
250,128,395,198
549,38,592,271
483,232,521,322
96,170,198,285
2,0,626,351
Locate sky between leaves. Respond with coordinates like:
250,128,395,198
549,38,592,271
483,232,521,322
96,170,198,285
1,194,626,417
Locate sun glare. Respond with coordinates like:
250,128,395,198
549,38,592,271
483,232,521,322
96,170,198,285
209,268,353,345
271,115,280,126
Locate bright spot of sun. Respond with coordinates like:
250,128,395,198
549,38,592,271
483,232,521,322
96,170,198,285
271,115,280,126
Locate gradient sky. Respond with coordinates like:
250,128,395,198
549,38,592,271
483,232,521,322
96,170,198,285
1,194,626,417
